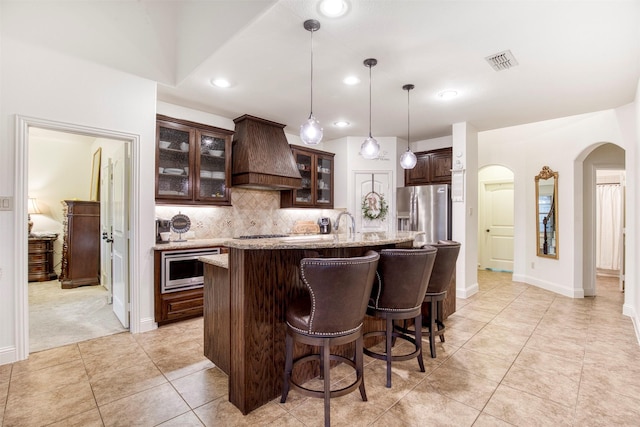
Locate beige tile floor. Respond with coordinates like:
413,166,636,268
1,271,639,426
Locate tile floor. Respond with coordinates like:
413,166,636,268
1,271,639,426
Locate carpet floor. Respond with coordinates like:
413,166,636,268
29,279,128,353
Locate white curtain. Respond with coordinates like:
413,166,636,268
596,184,622,271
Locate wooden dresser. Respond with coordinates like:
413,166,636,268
28,235,59,282
59,200,100,289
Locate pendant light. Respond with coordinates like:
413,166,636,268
300,19,323,145
360,58,380,159
400,84,418,169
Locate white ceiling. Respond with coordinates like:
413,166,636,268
3,0,639,141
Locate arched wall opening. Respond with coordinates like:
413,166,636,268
578,142,626,300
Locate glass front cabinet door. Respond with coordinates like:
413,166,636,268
195,130,232,203
156,115,233,205
156,120,195,202
281,146,334,208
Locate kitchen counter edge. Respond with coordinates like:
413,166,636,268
222,231,425,250
199,253,229,269
152,238,229,251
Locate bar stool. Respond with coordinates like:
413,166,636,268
281,250,379,427
422,241,461,358
363,247,437,388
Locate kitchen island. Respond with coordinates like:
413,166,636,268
200,232,422,415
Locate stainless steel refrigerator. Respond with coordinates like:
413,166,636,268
396,184,451,245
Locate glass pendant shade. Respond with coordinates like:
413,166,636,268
400,149,418,169
361,136,380,160
300,114,323,145
301,19,323,145
401,83,417,169
361,58,380,159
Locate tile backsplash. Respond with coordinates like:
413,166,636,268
155,188,344,239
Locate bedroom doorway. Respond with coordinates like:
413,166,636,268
24,123,132,354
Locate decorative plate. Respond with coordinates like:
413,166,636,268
170,213,191,234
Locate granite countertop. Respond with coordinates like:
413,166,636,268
222,231,425,250
199,253,229,269
152,238,229,251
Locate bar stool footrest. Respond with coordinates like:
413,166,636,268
363,330,421,362
288,354,364,400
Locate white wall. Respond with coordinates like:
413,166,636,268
324,136,398,213
632,79,640,341
452,123,479,298
414,135,453,152
0,37,157,364
478,108,636,301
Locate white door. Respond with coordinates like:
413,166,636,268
481,182,514,271
111,143,130,328
354,171,392,233
100,159,113,301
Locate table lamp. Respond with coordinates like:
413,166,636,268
28,198,41,236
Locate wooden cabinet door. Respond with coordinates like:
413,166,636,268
195,129,232,204
315,153,333,207
281,146,335,208
404,148,452,186
156,120,195,202
429,148,453,183
290,148,314,206
156,115,234,205
404,152,431,186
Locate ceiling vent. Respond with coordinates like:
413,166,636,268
485,50,518,71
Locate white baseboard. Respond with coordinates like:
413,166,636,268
0,346,16,366
456,282,479,299
136,317,157,334
519,275,584,298
622,303,640,345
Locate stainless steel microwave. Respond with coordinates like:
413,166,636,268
161,248,221,293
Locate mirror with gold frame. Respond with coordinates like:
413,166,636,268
535,166,558,258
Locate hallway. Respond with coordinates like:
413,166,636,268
1,271,638,426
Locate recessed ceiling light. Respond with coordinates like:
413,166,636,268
319,0,349,18
211,78,231,88
343,76,360,85
334,121,350,127
438,90,458,100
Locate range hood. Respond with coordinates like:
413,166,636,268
231,115,302,190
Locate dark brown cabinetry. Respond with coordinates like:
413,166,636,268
280,145,334,208
154,246,228,325
156,115,234,205
28,235,58,282
60,200,100,289
404,147,453,186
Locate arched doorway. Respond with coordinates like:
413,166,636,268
581,143,625,298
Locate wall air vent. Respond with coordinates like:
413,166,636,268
485,50,519,71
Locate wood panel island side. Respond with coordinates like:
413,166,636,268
200,232,455,415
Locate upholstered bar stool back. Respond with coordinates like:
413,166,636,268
363,247,437,387
281,250,379,427
422,240,461,358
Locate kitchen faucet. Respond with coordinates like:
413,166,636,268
334,211,356,237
